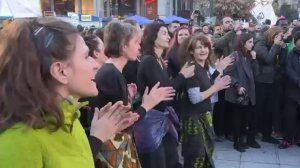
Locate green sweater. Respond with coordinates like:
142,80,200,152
287,39,294,53
0,98,94,168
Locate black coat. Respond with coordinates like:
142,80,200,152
167,47,181,78
285,48,300,102
253,39,287,84
224,51,258,106
214,30,238,57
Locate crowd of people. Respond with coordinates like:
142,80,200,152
0,15,300,168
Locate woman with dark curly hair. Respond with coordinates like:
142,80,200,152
135,23,195,168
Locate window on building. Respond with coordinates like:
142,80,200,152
104,0,136,17
54,0,75,16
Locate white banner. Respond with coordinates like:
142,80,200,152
0,0,12,17
1,0,42,18
250,4,277,25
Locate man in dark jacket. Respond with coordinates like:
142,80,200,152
215,21,242,58
279,32,300,149
213,16,241,142
213,16,233,42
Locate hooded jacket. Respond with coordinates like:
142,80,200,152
0,98,94,168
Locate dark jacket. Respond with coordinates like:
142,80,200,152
123,60,139,84
253,39,287,84
167,47,181,78
214,30,238,57
137,55,185,112
182,64,213,117
224,51,258,106
285,48,300,102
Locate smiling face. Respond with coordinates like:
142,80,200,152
62,35,99,98
192,40,210,63
177,28,190,45
278,19,288,32
155,26,171,49
244,38,254,51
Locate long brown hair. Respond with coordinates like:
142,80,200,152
166,25,191,59
0,18,78,131
178,35,211,70
264,26,283,45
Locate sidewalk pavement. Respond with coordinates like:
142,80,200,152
213,140,300,168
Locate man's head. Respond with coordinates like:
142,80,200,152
248,23,256,33
214,23,223,35
294,31,300,49
255,24,262,32
276,18,289,33
292,20,300,26
265,19,271,25
222,16,233,32
168,20,180,35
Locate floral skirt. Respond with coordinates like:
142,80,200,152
182,112,215,168
95,132,141,168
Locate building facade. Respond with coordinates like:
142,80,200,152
40,0,197,19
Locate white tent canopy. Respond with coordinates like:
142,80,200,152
0,0,42,18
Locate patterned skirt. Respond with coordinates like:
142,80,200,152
182,112,215,168
95,132,141,168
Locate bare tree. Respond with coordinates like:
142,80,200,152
214,0,256,19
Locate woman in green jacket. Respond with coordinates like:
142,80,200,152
0,18,169,168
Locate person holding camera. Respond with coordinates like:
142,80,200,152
224,33,261,152
253,26,288,144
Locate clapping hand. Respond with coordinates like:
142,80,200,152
90,101,139,142
213,75,231,92
141,82,176,111
216,56,234,73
